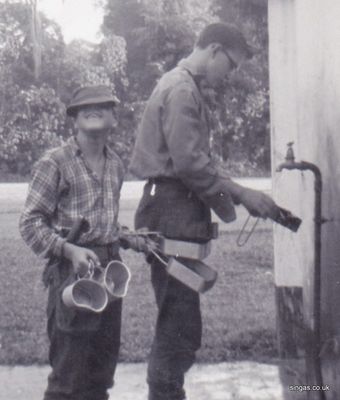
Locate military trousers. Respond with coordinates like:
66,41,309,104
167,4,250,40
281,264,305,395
135,179,212,400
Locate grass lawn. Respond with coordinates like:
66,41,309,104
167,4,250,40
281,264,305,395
0,226,277,365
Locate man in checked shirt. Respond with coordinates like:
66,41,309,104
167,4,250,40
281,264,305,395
20,85,125,400
130,23,280,400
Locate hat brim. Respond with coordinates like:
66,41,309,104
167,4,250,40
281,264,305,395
66,98,118,117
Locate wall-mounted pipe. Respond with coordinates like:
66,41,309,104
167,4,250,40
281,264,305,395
276,142,325,400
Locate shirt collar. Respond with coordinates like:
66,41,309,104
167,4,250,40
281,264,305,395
67,135,114,159
67,136,82,156
177,58,206,88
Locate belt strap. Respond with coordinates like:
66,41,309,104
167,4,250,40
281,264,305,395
148,177,191,196
149,176,180,185
85,242,120,261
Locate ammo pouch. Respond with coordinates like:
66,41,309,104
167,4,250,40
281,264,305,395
135,179,213,242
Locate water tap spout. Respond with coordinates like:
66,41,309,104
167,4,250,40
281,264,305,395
276,142,321,178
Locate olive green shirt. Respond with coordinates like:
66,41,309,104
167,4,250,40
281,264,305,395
129,59,236,223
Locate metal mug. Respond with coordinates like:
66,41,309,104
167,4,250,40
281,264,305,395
100,260,131,301
62,262,108,313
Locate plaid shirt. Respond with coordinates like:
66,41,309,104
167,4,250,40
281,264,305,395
19,136,124,258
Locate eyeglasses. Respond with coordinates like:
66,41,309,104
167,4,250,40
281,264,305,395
222,50,238,71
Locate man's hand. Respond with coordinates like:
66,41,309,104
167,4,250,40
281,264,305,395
119,226,159,254
239,188,279,219
121,234,159,254
62,242,100,276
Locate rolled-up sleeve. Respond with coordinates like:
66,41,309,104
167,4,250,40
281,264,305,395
19,157,67,258
162,84,236,222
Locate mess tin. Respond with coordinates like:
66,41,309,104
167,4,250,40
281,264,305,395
62,277,108,313
167,257,218,293
99,260,131,301
62,260,131,312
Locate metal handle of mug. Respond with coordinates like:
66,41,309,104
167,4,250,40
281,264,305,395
77,259,103,280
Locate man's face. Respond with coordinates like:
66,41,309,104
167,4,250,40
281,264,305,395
75,103,116,133
205,45,245,88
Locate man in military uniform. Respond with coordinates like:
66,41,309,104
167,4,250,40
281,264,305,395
129,23,278,400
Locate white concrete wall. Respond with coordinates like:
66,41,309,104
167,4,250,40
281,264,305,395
269,0,340,288
269,0,340,395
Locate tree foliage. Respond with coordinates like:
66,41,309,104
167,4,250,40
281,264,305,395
0,1,129,173
0,85,65,174
0,0,270,177
0,2,66,174
209,0,270,173
101,0,271,175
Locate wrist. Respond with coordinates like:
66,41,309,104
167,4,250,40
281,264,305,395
229,182,246,205
62,242,77,261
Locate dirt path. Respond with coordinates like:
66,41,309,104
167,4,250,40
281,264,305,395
0,362,283,400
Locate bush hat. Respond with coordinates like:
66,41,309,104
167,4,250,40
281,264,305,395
67,85,119,117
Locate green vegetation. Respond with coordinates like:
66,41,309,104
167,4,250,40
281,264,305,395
0,0,270,178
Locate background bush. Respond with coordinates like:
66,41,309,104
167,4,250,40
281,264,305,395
0,0,270,178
